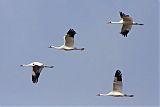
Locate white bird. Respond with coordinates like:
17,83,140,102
96,70,134,97
48,29,85,51
20,62,54,83
108,12,144,37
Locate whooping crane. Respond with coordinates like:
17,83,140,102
108,12,144,37
20,62,54,83
48,29,85,51
96,70,134,97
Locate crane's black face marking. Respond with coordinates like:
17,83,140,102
67,29,76,37
115,70,122,81
120,30,129,37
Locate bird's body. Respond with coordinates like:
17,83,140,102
108,12,143,37
49,29,84,51
96,70,134,97
20,62,54,83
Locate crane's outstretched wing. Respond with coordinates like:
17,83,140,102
113,70,123,93
120,24,132,37
32,65,43,83
119,12,133,37
64,29,76,47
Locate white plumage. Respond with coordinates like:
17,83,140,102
48,29,84,51
20,62,54,83
96,70,134,97
108,12,144,37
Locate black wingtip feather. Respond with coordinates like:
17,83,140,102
119,12,129,18
115,70,122,81
119,12,124,17
120,30,129,37
32,73,40,83
32,75,38,83
67,29,76,37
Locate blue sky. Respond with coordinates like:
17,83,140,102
0,0,159,106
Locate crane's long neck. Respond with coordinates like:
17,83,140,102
109,20,123,24
100,94,107,96
96,93,107,96
20,64,32,67
110,21,123,24
49,45,63,50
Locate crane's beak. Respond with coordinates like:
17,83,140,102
48,46,52,48
96,93,100,96
107,21,111,24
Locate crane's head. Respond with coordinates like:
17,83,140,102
107,21,112,24
20,63,33,67
48,46,52,48
96,93,101,96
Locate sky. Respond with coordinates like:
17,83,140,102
0,0,159,107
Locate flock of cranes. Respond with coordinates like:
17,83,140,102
20,12,143,97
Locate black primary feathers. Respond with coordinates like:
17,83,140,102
120,30,129,37
119,12,129,18
115,70,122,81
67,29,76,37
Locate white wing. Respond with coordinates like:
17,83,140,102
64,35,74,47
120,24,132,37
113,70,123,93
120,12,133,37
32,65,43,83
64,29,76,47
